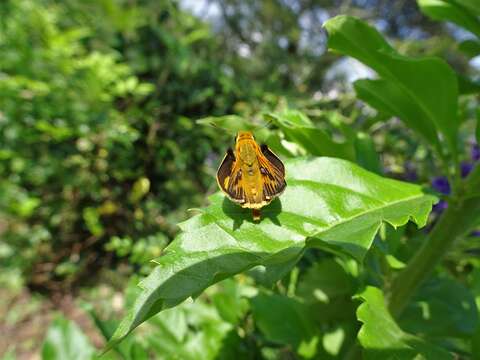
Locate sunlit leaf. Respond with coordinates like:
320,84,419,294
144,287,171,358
106,157,436,348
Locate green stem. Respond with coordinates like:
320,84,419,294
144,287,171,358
388,197,480,317
465,162,480,194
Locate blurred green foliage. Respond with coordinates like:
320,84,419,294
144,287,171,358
1,0,480,359
0,0,283,290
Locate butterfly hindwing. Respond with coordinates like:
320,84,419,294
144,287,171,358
259,144,286,200
216,148,244,203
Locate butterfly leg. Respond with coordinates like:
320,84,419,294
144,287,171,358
252,209,261,222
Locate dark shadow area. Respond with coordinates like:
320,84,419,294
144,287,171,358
306,237,367,262
221,197,282,230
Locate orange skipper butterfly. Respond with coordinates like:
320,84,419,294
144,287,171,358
217,131,286,221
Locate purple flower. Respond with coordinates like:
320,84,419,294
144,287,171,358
431,176,450,195
471,230,480,237
472,144,480,162
403,162,418,182
432,200,448,214
461,162,474,178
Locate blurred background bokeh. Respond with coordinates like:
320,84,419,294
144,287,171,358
1,0,479,359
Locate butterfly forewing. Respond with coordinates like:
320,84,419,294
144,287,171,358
216,149,245,203
259,145,286,200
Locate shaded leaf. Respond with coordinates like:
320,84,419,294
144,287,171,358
211,278,251,324
456,0,480,16
357,286,453,359
469,268,480,358
458,75,480,95
354,79,438,148
266,110,355,160
477,109,480,145
107,157,436,347
251,292,320,358
297,259,354,304
354,132,383,174
400,277,478,338
295,258,358,337
459,39,480,58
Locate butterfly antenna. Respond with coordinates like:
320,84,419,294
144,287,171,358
199,120,230,133
257,118,272,131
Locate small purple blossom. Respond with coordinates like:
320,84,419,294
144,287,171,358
432,200,448,214
431,176,450,195
403,161,418,182
461,162,474,178
472,144,480,162
471,230,480,237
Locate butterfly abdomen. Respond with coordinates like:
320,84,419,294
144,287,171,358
241,162,264,208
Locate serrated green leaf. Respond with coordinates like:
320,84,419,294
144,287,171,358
418,0,480,38
357,286,453,359
324,15,459,158
107,157,436,348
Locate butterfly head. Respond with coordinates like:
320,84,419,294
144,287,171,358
236,131,255,143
